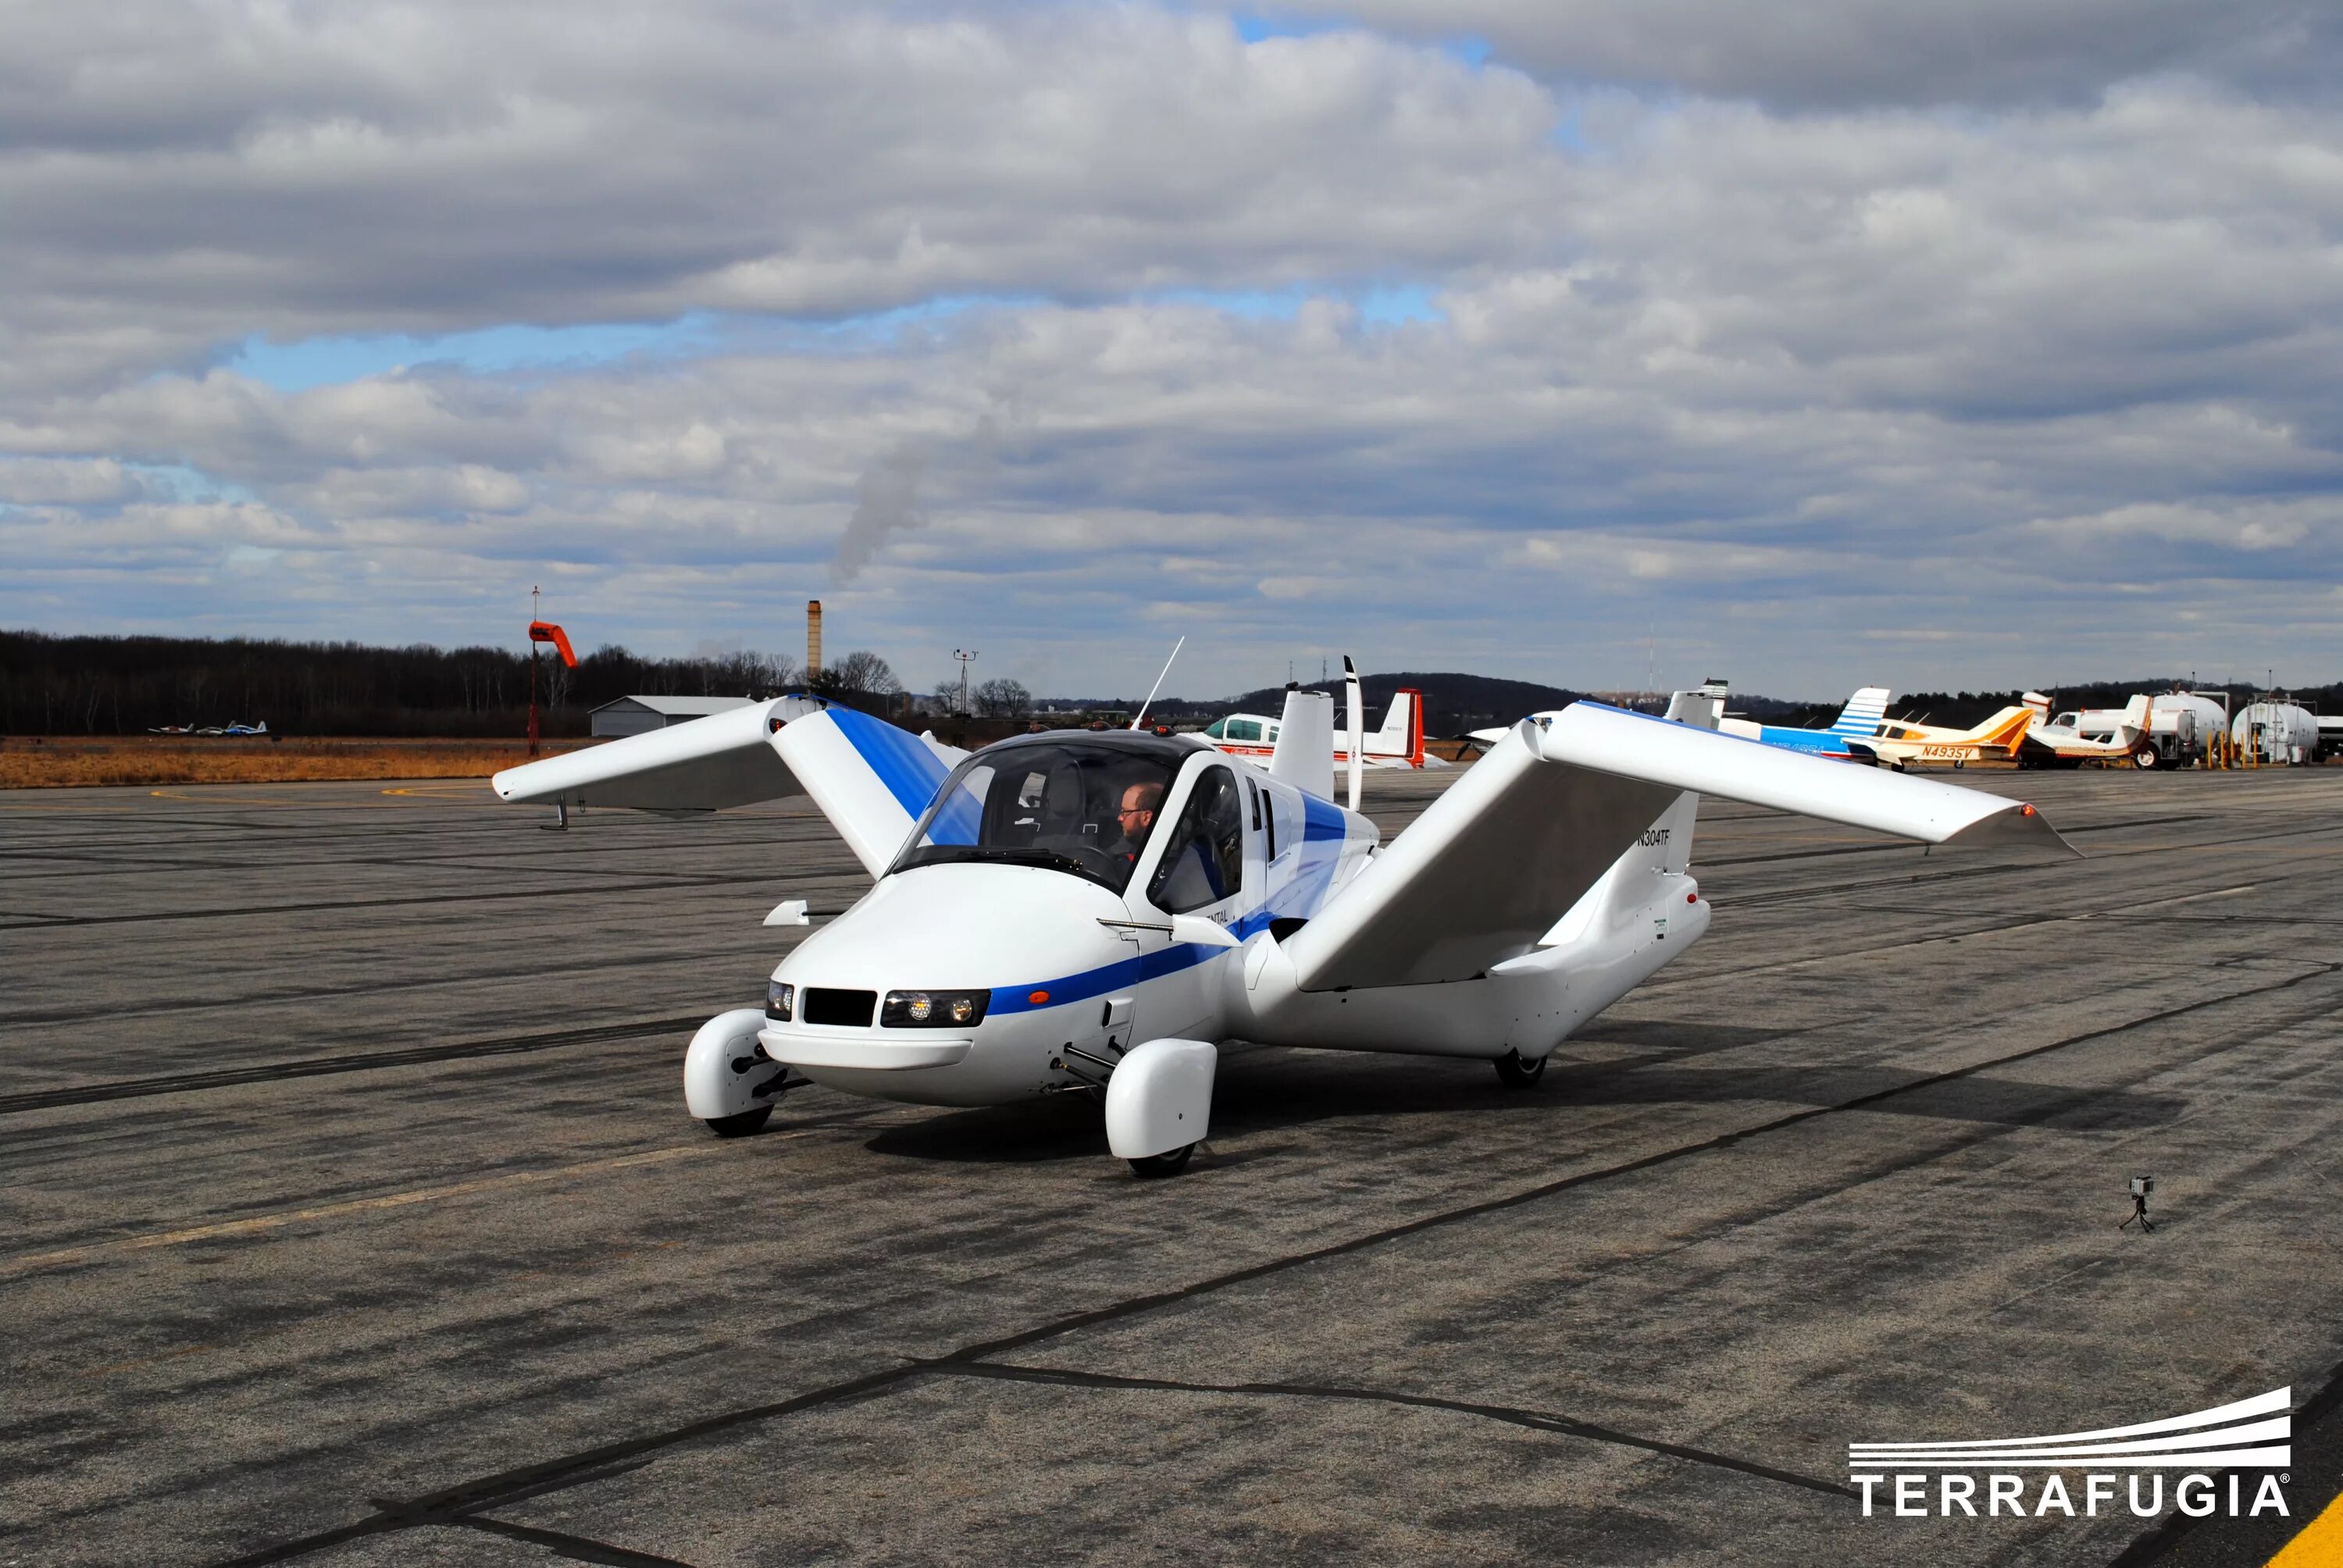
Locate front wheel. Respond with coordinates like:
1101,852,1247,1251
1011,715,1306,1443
1127,1143,1195,1178
704,1106,773,1138
2134,747,2159,769
1494,1049,1546,1090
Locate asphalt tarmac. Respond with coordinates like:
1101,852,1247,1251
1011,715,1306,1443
4,763,2341,1566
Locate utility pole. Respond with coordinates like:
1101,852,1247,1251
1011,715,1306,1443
952,649,977,716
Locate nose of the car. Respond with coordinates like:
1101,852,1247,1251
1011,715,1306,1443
776,861,1132,999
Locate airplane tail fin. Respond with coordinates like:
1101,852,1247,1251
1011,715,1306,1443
1828,686,1891,739
1270,689,1336,799
1970,706,2034,753
1366,687,1425,765
1664,681,1728,731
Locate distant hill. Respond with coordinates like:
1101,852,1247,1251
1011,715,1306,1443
1226,672,1580,737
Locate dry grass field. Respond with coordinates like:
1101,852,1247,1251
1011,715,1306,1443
0,735,598,789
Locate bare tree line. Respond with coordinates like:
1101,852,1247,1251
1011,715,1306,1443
0,630,901,736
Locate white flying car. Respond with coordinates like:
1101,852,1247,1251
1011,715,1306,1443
491,677,2068,1175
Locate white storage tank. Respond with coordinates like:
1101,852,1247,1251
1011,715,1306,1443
2231,701,2320,765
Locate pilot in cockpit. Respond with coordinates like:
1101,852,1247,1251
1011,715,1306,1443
1105,781,1164,868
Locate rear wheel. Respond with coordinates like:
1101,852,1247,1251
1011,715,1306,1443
1127,1143,1195,1178
2134,746,2159,769
1494,1049,1546,1090
704,1107,773,1138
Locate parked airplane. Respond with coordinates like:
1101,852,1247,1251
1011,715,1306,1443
1844,706,2034,771
2019,693,2149,768
1471,682,1890,761
1716,686,1891,758
1203,682,1443,769
489,680,2069,1175
223,721,269,737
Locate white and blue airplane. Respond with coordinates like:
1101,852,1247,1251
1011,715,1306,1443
1717,686,1891,758
490,674,2066,1176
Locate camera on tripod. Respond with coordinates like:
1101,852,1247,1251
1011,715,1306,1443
2120,1174,2155,1232
2129,1175,2153,1200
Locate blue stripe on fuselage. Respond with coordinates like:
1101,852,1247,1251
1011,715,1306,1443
989,941,1236,1016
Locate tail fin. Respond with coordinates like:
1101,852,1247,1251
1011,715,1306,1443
1368,688,1424,765
1664,681,1728,731
1828,686,1890,738
1969,706,2034,752
1270,689,1336,799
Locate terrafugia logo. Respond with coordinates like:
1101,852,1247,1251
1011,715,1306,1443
1848,1388,2292,1520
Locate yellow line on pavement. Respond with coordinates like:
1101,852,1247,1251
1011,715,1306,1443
2269,1484,2343,1567
2,1142,733,1275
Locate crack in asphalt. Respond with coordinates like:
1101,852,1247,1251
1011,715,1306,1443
929,1360,1858,1499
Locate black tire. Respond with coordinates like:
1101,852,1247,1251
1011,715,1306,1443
1127,1143,1195,1178
704,1106,773,1138
2134,747,2159,769
1494,1049,1546,1089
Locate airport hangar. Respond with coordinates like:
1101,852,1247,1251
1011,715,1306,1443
3,763,2342,1565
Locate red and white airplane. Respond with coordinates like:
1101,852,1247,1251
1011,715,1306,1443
1202,669,1445,770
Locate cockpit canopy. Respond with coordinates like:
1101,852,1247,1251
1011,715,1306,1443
888,736,1190,894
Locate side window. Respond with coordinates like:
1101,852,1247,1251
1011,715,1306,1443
1149,768,1246,913
1225,718,1261,743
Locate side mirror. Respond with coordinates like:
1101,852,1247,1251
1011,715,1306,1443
1168,914,1240,949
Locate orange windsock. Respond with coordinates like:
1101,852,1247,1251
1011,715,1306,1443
528,621,578,668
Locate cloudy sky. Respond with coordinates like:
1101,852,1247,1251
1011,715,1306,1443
2,2,2338,700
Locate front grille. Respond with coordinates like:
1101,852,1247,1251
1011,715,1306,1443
802,988,878,1027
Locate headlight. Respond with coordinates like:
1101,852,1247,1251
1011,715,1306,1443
765,981,793,1021
882,989,988,1028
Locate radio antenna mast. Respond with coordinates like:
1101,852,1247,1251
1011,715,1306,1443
1131,636,1186,731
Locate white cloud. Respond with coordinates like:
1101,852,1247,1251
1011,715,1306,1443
0,4,2340,696
1274,0,2339,109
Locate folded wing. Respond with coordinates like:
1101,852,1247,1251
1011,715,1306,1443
1285,702,2072,992
490,697,815,815
490,697,967,877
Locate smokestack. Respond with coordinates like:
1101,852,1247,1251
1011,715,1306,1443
806,600,822,677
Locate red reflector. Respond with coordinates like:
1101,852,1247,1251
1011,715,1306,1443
2021,804,2036,816
1028,990,1050,1005
1687,893,1697,903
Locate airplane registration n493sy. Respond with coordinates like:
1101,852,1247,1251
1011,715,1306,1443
491,679,2073,1177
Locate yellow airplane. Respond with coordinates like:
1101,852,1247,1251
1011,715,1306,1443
1845,704,2036,771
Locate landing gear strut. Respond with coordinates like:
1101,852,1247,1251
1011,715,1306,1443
1494,1049,1546,1089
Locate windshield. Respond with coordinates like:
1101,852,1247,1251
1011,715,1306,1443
888,741,1182,894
